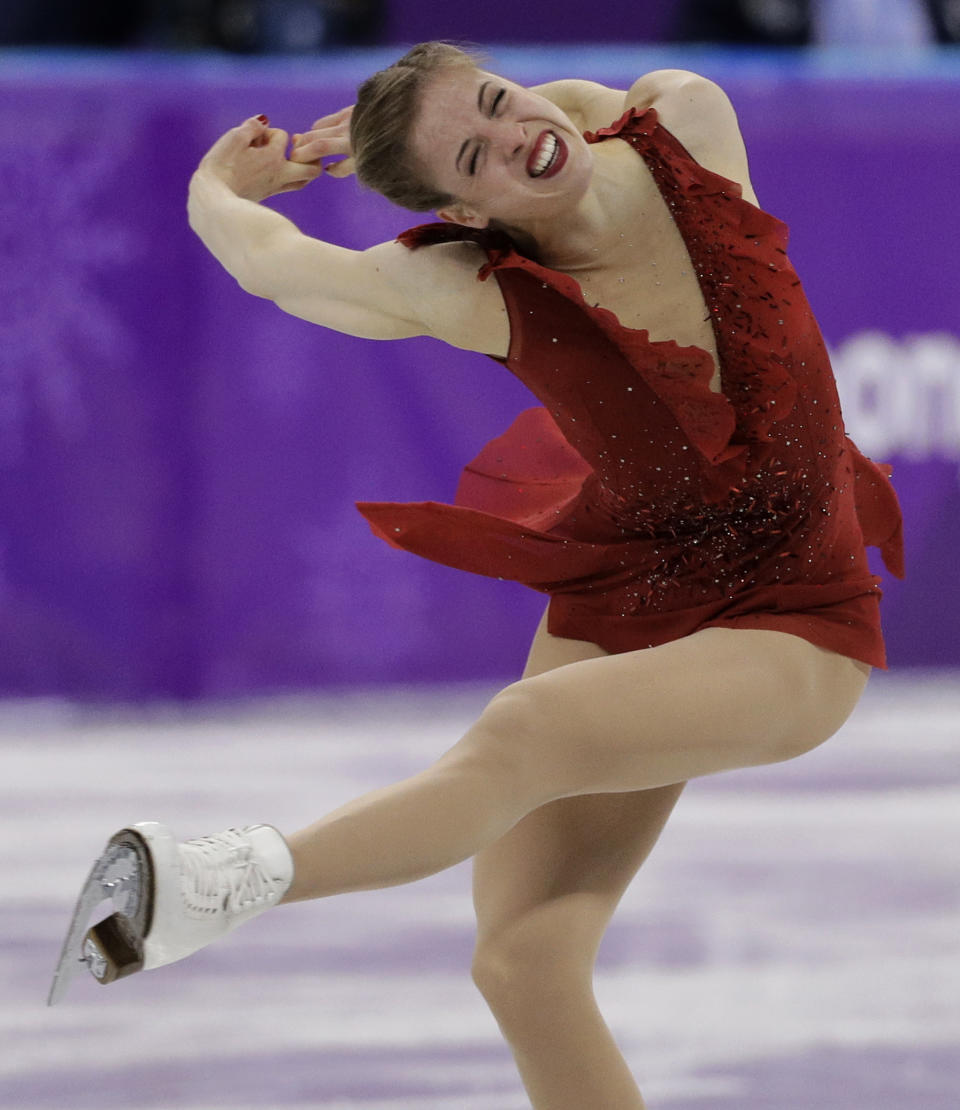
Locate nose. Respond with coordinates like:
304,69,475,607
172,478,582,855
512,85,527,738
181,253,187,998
492,120,526,160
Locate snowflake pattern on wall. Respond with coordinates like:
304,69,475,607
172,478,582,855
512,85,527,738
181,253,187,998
0,108,142,467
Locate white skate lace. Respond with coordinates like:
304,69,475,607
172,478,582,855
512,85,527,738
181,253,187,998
179,829,278,918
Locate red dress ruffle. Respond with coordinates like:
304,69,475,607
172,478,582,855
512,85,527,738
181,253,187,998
357,108,904,667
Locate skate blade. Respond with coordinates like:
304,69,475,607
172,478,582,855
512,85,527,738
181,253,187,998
47,829,154,1006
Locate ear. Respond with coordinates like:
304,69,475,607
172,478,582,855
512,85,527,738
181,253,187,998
436,202,489,229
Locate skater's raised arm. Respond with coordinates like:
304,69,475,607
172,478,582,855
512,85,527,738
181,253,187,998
187,115,427,341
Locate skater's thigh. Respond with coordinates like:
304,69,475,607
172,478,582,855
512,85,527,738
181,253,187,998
484,627,870,796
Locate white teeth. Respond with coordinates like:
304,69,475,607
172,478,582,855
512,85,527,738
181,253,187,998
530,133,558,177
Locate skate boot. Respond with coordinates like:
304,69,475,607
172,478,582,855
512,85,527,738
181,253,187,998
48,822,293,1005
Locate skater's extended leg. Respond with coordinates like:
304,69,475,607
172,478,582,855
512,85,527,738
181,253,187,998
53,621,870,1000
283,626,869,902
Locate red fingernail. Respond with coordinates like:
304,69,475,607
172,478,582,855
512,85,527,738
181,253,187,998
256,114,268,124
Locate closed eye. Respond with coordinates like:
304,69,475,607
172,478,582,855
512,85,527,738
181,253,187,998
464,87,506,175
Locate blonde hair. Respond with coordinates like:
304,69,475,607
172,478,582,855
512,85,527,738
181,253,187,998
351,42,484,212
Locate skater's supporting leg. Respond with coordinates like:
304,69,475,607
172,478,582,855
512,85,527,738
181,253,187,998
469,610,679,1110
471,788,681,1110
283,626,869,902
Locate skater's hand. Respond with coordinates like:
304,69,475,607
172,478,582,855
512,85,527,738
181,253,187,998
289,105,355,178
196,116,323,203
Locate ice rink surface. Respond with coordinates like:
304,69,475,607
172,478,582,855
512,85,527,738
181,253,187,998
1,671,958,1109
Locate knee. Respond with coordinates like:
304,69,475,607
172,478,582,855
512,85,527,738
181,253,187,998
471,926,592,1016
465,681,561,790
476,680,546,745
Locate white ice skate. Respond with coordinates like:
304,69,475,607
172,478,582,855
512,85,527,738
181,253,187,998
47,822,293,1005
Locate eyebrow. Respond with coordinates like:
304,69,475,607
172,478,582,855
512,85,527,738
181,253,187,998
455,80,492,174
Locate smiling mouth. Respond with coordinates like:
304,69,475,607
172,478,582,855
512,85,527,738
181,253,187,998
527,131,566,178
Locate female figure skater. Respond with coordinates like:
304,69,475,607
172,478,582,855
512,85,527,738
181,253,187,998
51,43,903,1109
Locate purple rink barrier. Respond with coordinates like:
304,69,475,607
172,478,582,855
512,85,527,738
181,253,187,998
0,47,958,700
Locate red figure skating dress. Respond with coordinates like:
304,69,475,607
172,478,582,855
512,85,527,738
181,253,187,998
357,108,904,667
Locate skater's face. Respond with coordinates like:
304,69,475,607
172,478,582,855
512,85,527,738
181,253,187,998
409,67,594,229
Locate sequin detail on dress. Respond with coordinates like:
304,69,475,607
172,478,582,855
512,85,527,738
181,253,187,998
357,108,904,667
